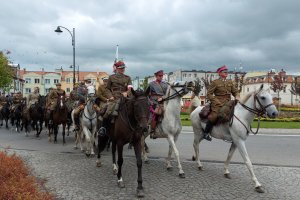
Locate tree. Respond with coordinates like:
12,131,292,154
290,76,300,96
0,51,13,91
270,72,287,109
142,76,149,91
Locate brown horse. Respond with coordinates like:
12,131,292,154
96,89,149,198
51,95,68,144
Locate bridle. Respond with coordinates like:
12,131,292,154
233,90,275,134
161,82,193,102
239,92,274,117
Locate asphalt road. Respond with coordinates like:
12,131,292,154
1,126,300,167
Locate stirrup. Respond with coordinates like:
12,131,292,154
150,131,157,139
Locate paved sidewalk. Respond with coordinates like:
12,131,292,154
182,126,300,135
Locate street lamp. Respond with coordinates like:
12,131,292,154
54,26,76,89
70,65,80,83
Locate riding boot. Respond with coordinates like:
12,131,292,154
150,120,157,139
112,99,120,116
203,121,213,141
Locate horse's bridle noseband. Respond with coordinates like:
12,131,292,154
161,82,193,102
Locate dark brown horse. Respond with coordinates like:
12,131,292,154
96,89,149,198
51,95,68,144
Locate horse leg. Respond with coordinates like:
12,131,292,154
141,135,149,163
112,140,118,175
54,124,58,143
133,139,144,197
235,139,264,193
82,127,92,157
193,129,204,170
224,143,237,178
117,143,125,188
62,124,66,145
167,135,185,178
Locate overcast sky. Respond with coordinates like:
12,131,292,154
1,0,300,77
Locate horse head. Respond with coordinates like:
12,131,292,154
131,88,150,133
165,81,194,100
254,84,278,118
57,95,66,110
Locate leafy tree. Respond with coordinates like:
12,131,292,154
142,76,149,91
290,76,300,96
0,51,13,91
270,73,287,110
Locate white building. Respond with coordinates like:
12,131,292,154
132,76,145,90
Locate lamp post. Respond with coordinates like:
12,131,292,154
54,26,76,89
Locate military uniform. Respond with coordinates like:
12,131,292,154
11,93,22,112
96,84,112,108
207,78,239,123
47,88,66,111
28,91,40,108
107,73,132,100
145,80,168,103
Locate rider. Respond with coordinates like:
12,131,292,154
98,61,132,134
47,83,66,125
10,91,22,113
203,65,240,141
27,87,40,109
72,80,90,131
145,70,168,139
94,77,113,113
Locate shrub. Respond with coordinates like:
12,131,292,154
0,151,54,200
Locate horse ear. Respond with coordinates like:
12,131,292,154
260,84,264,91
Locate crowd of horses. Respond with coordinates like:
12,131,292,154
0,82,278,197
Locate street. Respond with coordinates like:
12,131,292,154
1,126,300,199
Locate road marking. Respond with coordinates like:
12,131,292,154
182,131,300,137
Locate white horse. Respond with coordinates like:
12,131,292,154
190,84,278,193
143,81,194,178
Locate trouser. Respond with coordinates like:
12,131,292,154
73,105,85,126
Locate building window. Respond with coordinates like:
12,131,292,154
25,88,31,94
54,79,59,84
45,79,50,84
66,78,70,83
25,78,31,83
34,79,40,84
45,88,50,94
247,87,249,92
66,88,70,92
194,74,197,78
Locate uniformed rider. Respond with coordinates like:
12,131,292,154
145,70,168,139
98,61,132,135
203,65,240,141
10,91,22,112
27,87,40,109
46,83,66,124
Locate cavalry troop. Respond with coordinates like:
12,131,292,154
0,63,279,197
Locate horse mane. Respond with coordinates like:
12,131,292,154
240,91,254,104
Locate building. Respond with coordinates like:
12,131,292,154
241,69,300,105
19,67,108,97
8,63,24,94
132,76,145,90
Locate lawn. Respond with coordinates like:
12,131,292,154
180,114,300,129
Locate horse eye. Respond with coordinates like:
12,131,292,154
261,96,266,100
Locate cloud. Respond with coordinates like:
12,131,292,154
1,0,300,77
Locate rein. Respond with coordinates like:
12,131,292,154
83,98,97,131
234,92,274,135
161,83,189,103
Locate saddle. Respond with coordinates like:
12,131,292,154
199,100,236,125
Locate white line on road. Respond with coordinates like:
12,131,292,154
182,131,300,137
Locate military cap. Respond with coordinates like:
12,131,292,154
217,65,228,73
56,83,62,86
114,61,126,69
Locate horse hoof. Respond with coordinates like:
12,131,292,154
85,153,91,158
73,146,78,150
96,161,102,167
167,166,173,171
136,188,145,198
144,160,150,164
179,173,185,178
192,156,196,161
198,166,204,171
113,169,118,175
255,186,264,193
224,173,231,179
118,181,125,188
